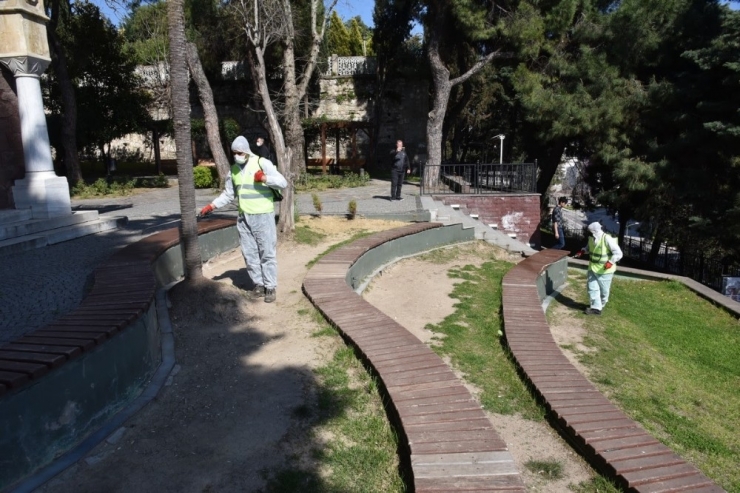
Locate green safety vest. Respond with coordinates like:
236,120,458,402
231,156,274,214
588,234,617,274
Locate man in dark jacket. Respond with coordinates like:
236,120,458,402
253,135,271,160
390,139,410,200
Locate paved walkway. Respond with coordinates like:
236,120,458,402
0,179,421,344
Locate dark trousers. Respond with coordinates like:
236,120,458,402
554,225,566,249
391,168,405,199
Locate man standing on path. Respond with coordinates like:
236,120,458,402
552,196,568,249
390,139,410,201
574,222,623,315
200,136,287,303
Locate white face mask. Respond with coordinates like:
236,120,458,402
234,154,247,165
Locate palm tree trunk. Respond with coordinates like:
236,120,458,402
167,0,202,281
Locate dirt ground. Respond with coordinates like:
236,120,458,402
37,217,598,493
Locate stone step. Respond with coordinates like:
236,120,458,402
0,209,33,227
0,211,100,241
0,216,127,256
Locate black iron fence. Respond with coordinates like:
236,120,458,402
559,225,740,293
421,162,538,195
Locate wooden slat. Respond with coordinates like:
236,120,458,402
0,350,66,368
303,225,526,492
502,249,723,493
0,360,48,379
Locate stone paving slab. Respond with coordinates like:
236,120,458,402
1,179,421,344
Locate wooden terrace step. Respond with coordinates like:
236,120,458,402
502,249,724,493
0,219,236,397
303,222,526,492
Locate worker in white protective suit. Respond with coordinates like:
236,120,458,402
200,136,287,303
574,222,623,315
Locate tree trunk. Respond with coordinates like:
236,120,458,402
167,0,202,281
245,45,294,234
534,141,567,200
422,6,500,191
647,223,665,267
47,0,82,185
153,127,162,174
185,42,230,187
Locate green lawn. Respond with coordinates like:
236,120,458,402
558,272,740,492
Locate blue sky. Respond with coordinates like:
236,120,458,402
92,0,737,28
91,0,376,27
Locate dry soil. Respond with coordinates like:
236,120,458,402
37,216,599,493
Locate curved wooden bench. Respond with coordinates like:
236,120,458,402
502,249,724,493
0,218,237,490
303,222,526,493
0,219,235,396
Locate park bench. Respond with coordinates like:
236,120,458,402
303,222,526,492
502,249,723,492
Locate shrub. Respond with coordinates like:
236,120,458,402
295,171,371,192
221,118,241,146
193,165,217,188
135,173,169,188
312,193,323,215
71,176,136,198
348,199,357,219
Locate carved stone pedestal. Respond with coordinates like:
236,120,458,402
1,0,71,218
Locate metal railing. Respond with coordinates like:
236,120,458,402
420,162,537,195
559,225,740,293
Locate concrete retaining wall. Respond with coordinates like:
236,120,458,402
0,223,238,490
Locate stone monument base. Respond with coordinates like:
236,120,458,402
12,171,71,219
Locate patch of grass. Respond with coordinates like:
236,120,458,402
294,225,327,246
306,231,373,268
524,458,564,479
416,243,478,264
570,476,623,493
560,272,740,492
263,337,404,493
426,259,546,420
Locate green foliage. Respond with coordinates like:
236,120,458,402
135,173,169,188
193,165,217,188
570,476,623,493
294,226,327,246
558,273,740,491
326,11,351,56
311,193,323,214
220,118,241,148
423,247,545,420
295,172,370,192
524,459,564,480
45,1,152,159
121,0,168,65
71,177,136,198
263,308,403,492
347,200,357,219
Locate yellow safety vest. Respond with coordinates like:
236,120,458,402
588,234,617,274
231,156,274,214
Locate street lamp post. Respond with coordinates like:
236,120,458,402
493,134,505,164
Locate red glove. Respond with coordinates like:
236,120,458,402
573,250,583,258
254,170,266,183
199,204,215,217
604,261,613,269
